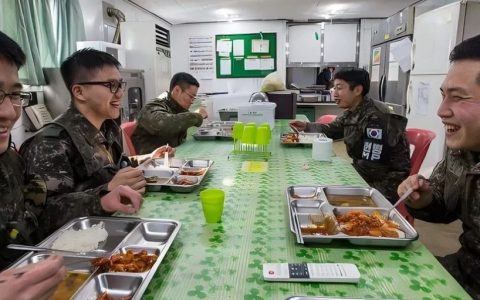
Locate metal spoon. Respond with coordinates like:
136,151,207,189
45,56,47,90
7,244,107,258
387,187,414,219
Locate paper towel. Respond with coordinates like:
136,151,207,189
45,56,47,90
312,136,333,161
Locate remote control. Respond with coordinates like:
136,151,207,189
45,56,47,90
263,263,360,283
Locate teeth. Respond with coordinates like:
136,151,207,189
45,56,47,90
0,127,8,133
444,124,459,133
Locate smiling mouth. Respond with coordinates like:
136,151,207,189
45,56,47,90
444,123,460,134
0,126,10,134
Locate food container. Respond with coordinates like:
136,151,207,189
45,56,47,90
218,108,238,121
280,132,321,145
286,185,418,246
10,216,180,300
193,121,235,140
140,158,214,193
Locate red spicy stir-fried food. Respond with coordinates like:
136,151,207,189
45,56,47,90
97,292,132,300
336,210,401,238
282,133,300,143
91,249,158,273
173,177,195,185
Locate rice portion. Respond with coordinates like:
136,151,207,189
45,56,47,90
52,221,108,252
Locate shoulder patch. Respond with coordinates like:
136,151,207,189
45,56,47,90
366,128,382,140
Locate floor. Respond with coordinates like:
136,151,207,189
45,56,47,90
332,140,462,257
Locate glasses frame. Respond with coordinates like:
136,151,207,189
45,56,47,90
76,80,127,94
0,89,32,107
182,89,198,101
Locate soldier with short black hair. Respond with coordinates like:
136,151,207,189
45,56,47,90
132,72,208,154
291,68,411,204
398,34,480,299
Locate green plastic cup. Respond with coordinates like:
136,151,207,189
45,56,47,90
200,188,225,223
232,122,244,141
258,124,271,143
242,124,257,144
256,126,270,145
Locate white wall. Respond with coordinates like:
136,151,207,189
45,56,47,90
359,19,383,71
170,21,287,95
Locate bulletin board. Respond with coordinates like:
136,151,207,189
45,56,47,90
215,32,277,78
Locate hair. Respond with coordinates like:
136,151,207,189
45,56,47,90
449,34,480,85
169,72,199,92
333,68,370,96
0,31,26,69
60,48,121,96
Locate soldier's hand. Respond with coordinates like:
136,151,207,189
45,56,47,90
100,185,143,214
289,120,307,132
151,145,176,158
108,167,146,194
199,107,208,119
0,256,66,300
397,174,432,209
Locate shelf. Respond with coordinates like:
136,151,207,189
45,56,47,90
296,102,337,106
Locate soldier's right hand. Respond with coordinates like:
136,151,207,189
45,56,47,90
289,120,307,132
108,166,146,194
0,255,66,300
199,107,208,119
397,174,432,209
100,185,143,214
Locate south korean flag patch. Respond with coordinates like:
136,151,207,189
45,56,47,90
366,128,383,140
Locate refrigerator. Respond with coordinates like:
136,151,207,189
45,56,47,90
369,6,414,116
407,0,480,175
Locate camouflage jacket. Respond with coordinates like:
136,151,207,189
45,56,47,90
408,150,480,289
132,92,204,154
0,149,46,269
19,106,127,236
305,97,411,203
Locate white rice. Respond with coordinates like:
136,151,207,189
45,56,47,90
52,221,108,252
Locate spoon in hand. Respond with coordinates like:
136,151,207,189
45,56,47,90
387,187,414,219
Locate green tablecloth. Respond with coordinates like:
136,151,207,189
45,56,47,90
133,120,469,300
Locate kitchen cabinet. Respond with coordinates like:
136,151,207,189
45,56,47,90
122,21,171,100
323,23,358,63
287,24,322,63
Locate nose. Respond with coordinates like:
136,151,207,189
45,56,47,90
437,97,453,119
0,98,18,121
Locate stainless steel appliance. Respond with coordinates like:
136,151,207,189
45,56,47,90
369,6,414,116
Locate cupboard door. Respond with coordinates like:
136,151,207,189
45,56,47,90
288,25,321,63
324,23,358,63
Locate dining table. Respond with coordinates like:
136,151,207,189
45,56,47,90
130,119,469,300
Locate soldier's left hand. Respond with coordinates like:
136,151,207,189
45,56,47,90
100,185,143,214
151,145,176,158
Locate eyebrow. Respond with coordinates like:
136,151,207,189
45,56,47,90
440,87,469,94
0,81,23,89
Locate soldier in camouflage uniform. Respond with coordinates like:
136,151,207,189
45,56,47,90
0,30,67,297
291,68,411,204
132,72,208,154
398,35,480,299
20,49,146,236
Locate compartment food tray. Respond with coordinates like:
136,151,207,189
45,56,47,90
10,216,180,300
140,158,214,192
193,121,235,140
280,132,321,145
286,185,418,246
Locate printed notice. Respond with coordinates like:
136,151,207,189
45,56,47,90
220,59,231,75
371,65,380,82
387,62,399,81
245,58,261,70
233,40,244,56
390,37,412,72
188,36,215,79
260,58,274,70
252,39,269,53
216,40,232,53
372,47,381,65
416,82,429,116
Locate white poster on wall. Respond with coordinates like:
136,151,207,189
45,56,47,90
416,82,430,116
233,40,244,56
371,65,380,82
188,36,215,79
388,62,399,81
220,59,231,75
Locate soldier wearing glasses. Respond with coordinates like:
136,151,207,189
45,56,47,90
19,49,146,236
132,72,208,154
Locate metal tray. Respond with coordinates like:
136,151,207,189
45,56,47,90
10,216,180,300
193,121,235,140
140,158,213,192
286,185,418,247
280,132,321,145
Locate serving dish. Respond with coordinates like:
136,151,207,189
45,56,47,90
11,216,180,300
286,185,418,246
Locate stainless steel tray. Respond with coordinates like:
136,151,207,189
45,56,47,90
140,158,214,192
286,185,418,246
10,216,180,300
193,121,234,140
280,132,321,145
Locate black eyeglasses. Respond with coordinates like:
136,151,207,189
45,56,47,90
76,80,127,94
0,90,32,107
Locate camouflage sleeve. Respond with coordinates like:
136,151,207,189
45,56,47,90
139,107,203,136
305,116,345,139
20,137,107,234
407,158,458,223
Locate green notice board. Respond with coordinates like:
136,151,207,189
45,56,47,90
215,32,277,78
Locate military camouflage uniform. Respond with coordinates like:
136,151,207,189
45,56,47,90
132,92,204,154
305,97,411,203
20,106,128,237
0,148,46,269
408,150,480,299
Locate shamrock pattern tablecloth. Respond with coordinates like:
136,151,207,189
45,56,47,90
127,120,469,300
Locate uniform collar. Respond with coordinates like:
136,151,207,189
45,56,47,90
166,92,189,113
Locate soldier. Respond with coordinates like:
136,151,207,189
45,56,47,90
398,34,480,299
290,68,411,204
132,72,208,154
19,49,147,236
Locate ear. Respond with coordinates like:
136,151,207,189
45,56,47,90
171,85,182,97
71,84,87,103
353,85,363,97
